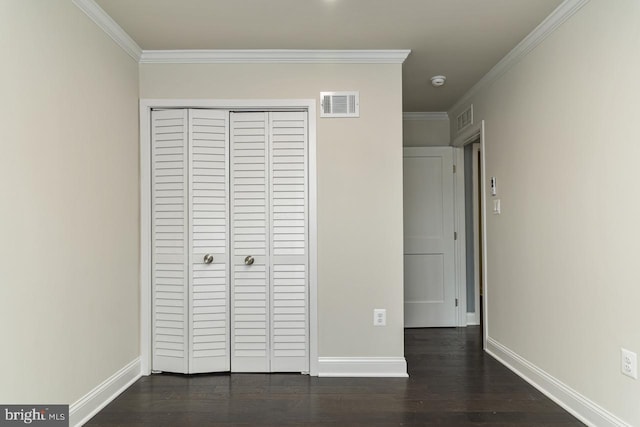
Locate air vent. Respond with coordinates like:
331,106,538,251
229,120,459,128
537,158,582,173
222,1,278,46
320,91,359,118
457,105,473,132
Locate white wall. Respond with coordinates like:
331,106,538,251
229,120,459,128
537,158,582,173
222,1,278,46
403,118,450,147
140,63,405,358
449,0,640,424
0,1,140,404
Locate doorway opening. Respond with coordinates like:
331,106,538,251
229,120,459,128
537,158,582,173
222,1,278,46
463,140,482,328
456,120,487,348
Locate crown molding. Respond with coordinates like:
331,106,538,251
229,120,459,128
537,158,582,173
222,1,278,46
71,0,410,65
448,0,590,115
72,0,410,65
139,49,411,64
403,112,449,121
73,0,142,61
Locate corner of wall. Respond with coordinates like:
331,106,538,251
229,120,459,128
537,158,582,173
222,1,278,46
69,359,142,427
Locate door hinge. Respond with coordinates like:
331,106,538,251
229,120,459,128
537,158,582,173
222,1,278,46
455,298,459,307
453,164,456,173
454,231,457,240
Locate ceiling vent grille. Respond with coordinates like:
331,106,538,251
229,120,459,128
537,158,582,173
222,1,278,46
456,105,473,133
320,91,359,118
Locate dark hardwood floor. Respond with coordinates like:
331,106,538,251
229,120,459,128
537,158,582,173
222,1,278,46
87,327,583,426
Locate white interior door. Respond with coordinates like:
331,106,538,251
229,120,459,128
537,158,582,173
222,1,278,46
403,147,457,327
151,109,230,374
230,112,271,372
151,109,189,373
230,111,309,373
187,109,230,373
269,112,309,373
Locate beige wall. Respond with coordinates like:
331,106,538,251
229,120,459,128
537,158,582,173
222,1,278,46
403,118,450,147
449,0,640,423
140,63,405,358
0,1,140,404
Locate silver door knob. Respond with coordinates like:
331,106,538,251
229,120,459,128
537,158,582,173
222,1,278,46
244,256,254,265
203,254,214,264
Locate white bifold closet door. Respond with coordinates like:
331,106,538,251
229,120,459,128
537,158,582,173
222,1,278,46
151,109,230,374
151,109,308,374
230,112,309,373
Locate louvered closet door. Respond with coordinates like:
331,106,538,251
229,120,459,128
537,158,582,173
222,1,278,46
188,109,230,373
230,112,309,373
152,109,307,374
230,112,270,372
152,109,230,374
151,109,189,373
269,112,309,373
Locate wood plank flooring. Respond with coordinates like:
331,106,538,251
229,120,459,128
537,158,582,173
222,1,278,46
87,327,583,426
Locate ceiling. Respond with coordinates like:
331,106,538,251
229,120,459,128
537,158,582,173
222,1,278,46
95,0,563,112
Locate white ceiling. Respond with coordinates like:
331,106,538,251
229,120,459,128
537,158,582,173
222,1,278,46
95,0,563,112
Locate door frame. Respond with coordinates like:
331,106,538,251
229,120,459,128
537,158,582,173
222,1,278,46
139,98,318,376
471,142,482,324
453,147,468,327
453,120,488,349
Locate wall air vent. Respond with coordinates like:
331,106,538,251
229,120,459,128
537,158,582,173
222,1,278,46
456,104,473,133
320,91,359,118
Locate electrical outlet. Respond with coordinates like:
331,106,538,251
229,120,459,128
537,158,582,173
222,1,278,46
621,348,638,379
373,309,386,326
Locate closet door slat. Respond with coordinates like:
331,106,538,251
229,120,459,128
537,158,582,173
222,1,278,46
152,109,189,374
188,109,230,373
230,112,270,372
269,112,309,373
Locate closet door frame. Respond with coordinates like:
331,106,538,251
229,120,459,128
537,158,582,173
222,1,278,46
140,99,318,376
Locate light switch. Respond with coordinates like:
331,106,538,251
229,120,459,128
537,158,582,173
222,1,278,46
493,199,501,215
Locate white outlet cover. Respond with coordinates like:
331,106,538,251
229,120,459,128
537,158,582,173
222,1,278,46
373,309,386,326
621,348,638,379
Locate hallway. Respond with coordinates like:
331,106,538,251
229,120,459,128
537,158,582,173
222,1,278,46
87,327,582,426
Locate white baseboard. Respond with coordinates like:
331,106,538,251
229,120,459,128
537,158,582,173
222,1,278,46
486,337,630,427
318,357,408,377
466,312,480,325
69,358,142,427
